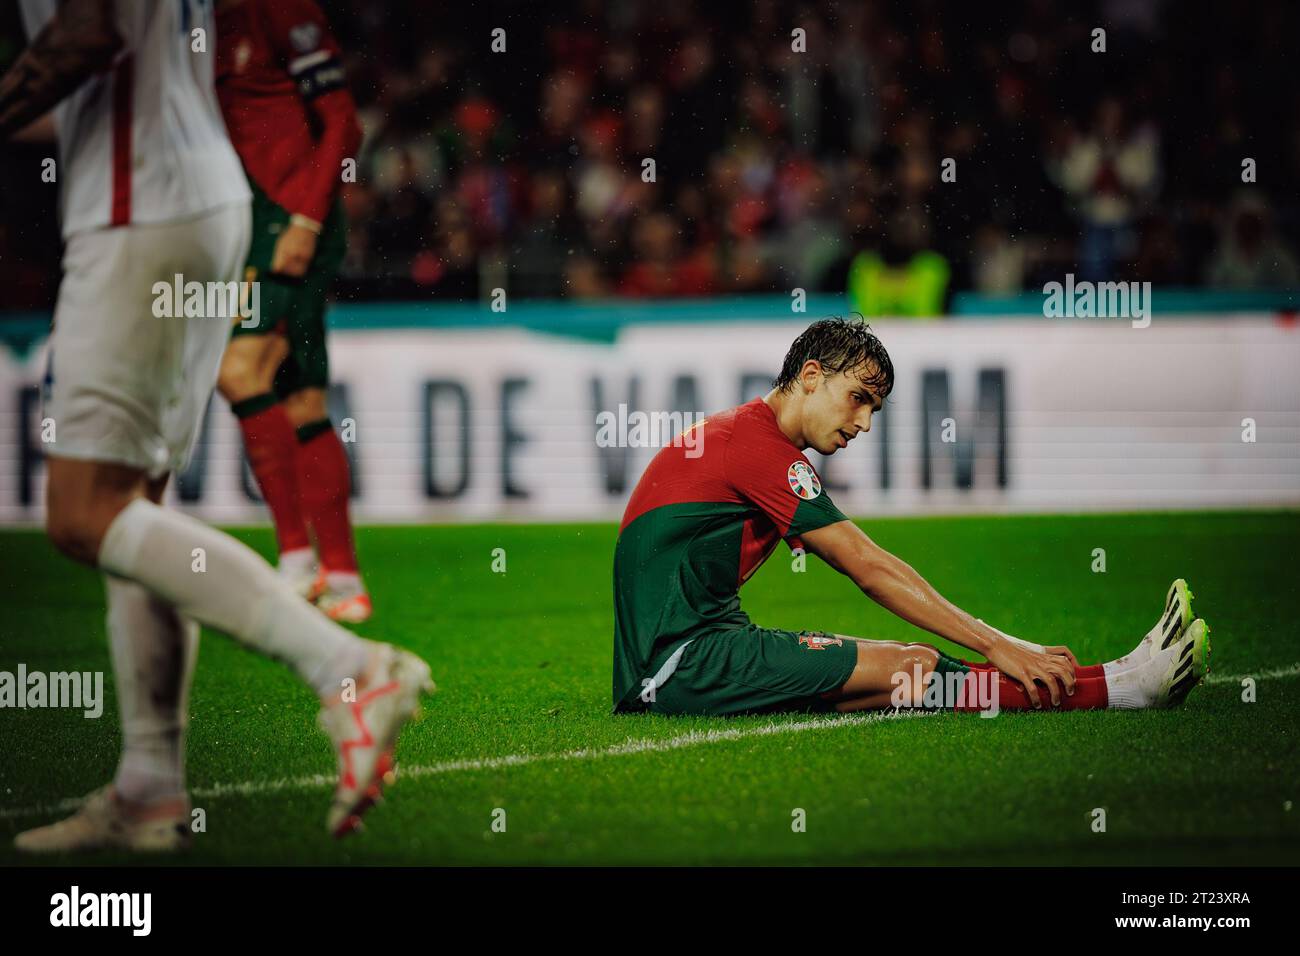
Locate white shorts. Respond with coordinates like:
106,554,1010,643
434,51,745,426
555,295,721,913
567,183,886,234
43,202,252,478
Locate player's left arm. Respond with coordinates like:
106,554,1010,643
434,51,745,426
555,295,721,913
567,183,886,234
265,0,362,277
0,0,123,140
800,519,1079,706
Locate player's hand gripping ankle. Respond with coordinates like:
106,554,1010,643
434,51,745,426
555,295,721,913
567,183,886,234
986,638,1077,707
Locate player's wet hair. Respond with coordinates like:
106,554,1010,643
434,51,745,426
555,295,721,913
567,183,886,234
773,316,894,396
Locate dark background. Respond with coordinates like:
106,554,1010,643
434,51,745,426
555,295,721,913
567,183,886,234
1,0,1296,309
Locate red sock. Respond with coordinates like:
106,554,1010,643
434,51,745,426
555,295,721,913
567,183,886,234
295,419,358,574
234,395,310,554
962,659,1106,681
956,670,1109,711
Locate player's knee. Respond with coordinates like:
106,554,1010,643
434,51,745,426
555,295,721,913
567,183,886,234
903,643,940,671
45,474,139,566
45,501,106,566
895,643,940,706
217,350,263,400
285,388,327,427
218,336,283,401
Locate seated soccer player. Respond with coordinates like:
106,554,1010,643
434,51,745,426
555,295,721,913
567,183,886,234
612,318,1210,716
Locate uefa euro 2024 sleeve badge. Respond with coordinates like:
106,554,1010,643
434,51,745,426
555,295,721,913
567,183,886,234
787,460,822,500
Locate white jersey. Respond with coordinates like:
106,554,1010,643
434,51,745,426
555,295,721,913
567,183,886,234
20,0,249,238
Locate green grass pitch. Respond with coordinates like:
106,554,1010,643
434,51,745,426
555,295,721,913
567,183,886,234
1,511,1297,866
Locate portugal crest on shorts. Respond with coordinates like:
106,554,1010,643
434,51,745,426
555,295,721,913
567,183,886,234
798,633,843,650
787,460,822,500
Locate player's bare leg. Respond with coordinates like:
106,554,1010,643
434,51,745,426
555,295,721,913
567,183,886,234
819,640,945,713
218,333,320,599
218,330,290,401
284,386,370,622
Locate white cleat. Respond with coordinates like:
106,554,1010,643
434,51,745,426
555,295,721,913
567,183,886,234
318,644,434,837
1109,618,1210,710
1109,578,1194,672
1155,618,1210,709
13,786,190,854
316,588,372,623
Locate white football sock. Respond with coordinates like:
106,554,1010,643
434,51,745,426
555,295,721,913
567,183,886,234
324,570,364,596
105,576,197,803
1103,665,1150,709
1103,643,1149,678
1104,642,1176,709
98,499,370,698
277,547,316,577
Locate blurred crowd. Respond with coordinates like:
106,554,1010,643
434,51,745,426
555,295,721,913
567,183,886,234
2,0,1298,310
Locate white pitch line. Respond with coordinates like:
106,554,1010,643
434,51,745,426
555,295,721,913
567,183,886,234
2,665,1296,823
0,709,930,821
1205,662,1300,685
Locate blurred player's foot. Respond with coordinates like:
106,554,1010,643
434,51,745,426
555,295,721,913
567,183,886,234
318,644,433,837
14,786,190,854
1106,617,1209,709
1105,578,1194,675
278,547,323,601
315,571,371,622
319,591,372,622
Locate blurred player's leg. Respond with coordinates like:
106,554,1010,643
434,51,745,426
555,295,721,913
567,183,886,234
106,575,197,805
106,471,197,807
268,191,370,622
16,478,201,854
39,462,429,844
22,204,428,848
218,296,319,599
287,387,369,622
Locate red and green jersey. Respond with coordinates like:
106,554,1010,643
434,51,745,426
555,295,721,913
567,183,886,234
215,0,361,225
612,397,850,709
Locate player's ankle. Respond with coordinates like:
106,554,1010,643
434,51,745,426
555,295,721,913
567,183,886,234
323,569,364,595
110,782,190,816
278,547,316,575
315,638,378,703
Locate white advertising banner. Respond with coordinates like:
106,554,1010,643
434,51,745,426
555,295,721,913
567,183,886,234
0,317,1296,524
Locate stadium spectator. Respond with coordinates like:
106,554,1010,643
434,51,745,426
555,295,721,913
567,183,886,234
1050,97,1161,281
1206,195,1300,290
2,0,1297,310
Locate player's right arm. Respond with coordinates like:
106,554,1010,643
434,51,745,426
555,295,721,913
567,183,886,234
801,518,1078,707
0,0,122,140
260,0,362,277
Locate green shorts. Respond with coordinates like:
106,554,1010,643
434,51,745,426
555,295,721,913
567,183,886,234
646,626,859,717
232,179,347,397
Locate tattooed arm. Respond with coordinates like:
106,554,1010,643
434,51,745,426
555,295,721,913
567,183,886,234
0,0,123,140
